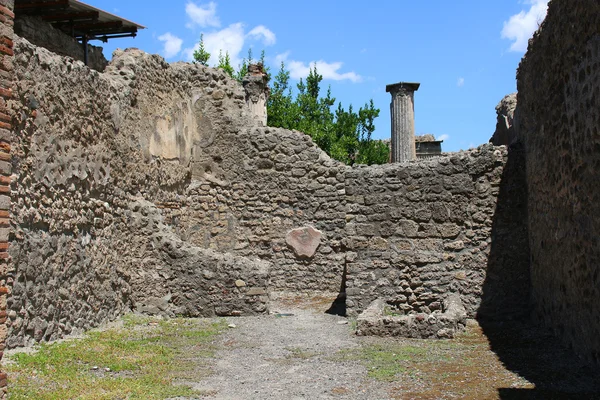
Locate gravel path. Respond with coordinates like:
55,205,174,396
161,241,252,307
185,300,390,400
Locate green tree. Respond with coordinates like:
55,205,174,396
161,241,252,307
267,61,298,129
217,50,235,78
267,63,388,165
190,45,387,165
356,100,388,165
235,48,253,83
192,34,210,66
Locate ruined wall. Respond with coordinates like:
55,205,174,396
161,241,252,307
7,35,346,346
107,46,347,294
490,93,517,146
0,0,12,396
14,15,107,72
344,145,530,319
166,126,347,294
516,0,600,363
6,17,531,351
7,38,273,347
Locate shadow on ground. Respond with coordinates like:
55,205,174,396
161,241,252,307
478,143,600,399
326,264,347,316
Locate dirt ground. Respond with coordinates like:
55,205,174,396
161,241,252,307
170,296,600,400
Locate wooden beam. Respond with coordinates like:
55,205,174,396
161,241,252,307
42,11,99,22
72,20,123,30
15,0,69,10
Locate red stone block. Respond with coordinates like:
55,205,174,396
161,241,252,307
0,46,12,57
0,5,14,19
0,37,12,49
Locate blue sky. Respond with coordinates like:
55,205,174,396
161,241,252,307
89,0,548,152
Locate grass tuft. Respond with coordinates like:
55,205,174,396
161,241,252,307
5,314,227,400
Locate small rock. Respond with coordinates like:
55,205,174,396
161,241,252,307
246,287,266,296
337,320,349,325
92,366,99,370
228,323,237,328
104,367,111,372
235,280,246,287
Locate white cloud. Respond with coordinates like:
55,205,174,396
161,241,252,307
184,23,277,67
247,25,276,46
186,1,220,28
457,77,465,87
437,134,450,141
158,33,183,59
501,0,549,52
275,52,362,83
203,23,246,66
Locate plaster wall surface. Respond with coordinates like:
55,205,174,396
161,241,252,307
516,0,600,363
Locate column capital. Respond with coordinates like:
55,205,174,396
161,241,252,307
386,82,420,95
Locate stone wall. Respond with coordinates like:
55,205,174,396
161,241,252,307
6,23,531,353
7,38,273,347
165,125,347,294
490,93,517,146
0,0,11,396
14,15,107,72
344,145,529,318
516,0,600,363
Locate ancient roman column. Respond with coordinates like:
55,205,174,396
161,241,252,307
242,64,270,126
386,82,420,163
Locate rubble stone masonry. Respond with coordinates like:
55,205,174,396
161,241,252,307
516,0,600,363
4,16,534,367
0,0,12,397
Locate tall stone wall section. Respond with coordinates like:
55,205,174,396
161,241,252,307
344,145,530,319
516,0,600,363
104,46,347,294
6,39,274,347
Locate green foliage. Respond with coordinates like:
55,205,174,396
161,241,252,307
6,315,226,399
192,34,210,66
267,63,388,165
191,43,385,165
217,50,235,78
267,61,297,130
236,49,271,83
235,48,252,83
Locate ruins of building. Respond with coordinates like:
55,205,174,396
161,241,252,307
386,82,420,163
415,134,443,159
490,93,518,146
386,85,444,161
0,0,597,396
